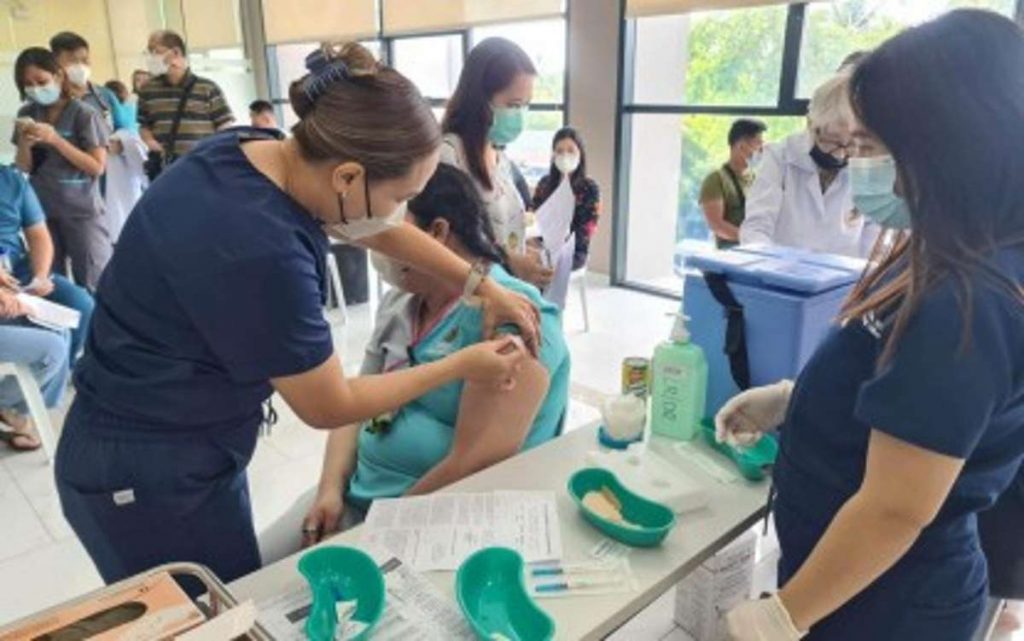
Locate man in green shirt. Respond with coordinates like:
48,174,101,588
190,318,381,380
700,119,767,248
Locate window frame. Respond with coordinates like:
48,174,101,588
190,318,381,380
612,0,1024,298
264,16,570,147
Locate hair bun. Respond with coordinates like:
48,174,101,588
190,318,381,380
288,77,316,119
323,41,379,78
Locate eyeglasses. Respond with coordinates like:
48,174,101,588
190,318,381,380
816,136,854,157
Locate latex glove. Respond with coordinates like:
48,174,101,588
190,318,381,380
715,380,794,448
725,595,806,641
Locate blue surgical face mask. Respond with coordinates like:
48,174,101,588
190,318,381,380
26,82,61,106
848,155,912,230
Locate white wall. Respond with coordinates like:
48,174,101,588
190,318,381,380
623,15,687,283
566,0,622,276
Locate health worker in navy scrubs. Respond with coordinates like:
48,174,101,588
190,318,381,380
55,42,541,586
716,11,1024,641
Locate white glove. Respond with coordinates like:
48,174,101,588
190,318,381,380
725,594,806,641
715,380,794,448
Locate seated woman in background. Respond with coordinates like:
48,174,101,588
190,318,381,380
301,163,570,545
0,288,70,452
531,127,600,271
0,164,93,363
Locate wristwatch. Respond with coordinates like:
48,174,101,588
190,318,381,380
462,260,488,305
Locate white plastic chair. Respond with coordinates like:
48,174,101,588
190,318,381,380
570,266,590,333
325,249,348,327
0,362,58,464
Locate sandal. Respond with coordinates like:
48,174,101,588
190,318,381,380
0,425,41,452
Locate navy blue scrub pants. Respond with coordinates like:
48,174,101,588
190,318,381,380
55,398,262,587
775,497,988,640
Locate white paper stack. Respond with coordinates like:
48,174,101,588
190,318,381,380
17,293,80,330
361,491,562,571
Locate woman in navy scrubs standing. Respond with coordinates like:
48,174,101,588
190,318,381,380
718,11,1024,640
56,43,539,586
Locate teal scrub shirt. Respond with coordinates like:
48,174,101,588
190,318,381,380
347,265,570,509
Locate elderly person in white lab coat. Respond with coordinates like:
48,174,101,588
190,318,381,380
740,72,877,257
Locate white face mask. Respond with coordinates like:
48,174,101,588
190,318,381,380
370,251,408,289
66,63,91,87
748,149,763,172
554,152,580,175
146,53,170,76
328,200,407,241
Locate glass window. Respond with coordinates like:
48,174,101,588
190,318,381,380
504,109,564,187
622,114,804,291
798,0,1017,98
391,34,464,100
631,6,788,107
188,48,256,123
471,19,566,104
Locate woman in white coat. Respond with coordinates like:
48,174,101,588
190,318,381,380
740,72,877,257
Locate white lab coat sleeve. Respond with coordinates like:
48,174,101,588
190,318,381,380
740,145,786,246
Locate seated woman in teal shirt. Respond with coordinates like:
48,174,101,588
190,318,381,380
303,164,570,542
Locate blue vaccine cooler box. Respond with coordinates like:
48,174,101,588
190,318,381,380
676,244,865,417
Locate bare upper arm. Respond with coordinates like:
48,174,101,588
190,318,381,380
272,353,348,429
449,356,551,469
702,198,726,223
861,429,964,529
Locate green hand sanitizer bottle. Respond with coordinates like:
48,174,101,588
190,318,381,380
651,312,708,441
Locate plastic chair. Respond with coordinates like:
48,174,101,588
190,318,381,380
324,249,348,327
570,266,590,333
0,362,58,464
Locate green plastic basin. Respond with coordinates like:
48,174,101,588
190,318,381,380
297,545,386,641
456,547,555,641
567,467,676,547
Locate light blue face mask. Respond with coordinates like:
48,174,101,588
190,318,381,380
488,105,527,146
848,155,912,230
26,82,61,106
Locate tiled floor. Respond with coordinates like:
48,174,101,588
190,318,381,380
1,276,1020,641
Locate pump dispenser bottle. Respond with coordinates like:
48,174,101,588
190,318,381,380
650,313,708,441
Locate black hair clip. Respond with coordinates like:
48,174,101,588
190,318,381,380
303,47,350,104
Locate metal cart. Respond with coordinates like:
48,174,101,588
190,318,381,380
0,562,275,640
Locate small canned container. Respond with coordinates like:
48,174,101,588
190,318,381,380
621,357,651,399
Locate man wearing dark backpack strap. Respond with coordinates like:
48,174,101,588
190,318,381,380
138,30,234,179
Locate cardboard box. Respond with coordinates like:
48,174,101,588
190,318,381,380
673,529,758,641
1,571,205,641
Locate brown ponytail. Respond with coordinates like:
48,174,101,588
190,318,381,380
288,42,440,179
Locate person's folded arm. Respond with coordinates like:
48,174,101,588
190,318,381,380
406,356,550,495
739,147,784,245
702,198,739,242
23,223,54,282
777,429,963,631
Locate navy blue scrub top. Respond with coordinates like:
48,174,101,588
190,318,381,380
75,128,333,431
775,248,1024,558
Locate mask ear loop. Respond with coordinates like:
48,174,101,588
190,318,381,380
336,190,348,224
363,172,374,219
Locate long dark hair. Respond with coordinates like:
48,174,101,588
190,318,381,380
441,37,536,191
841,9,1024,363
542,127,588,193
408,164,507,269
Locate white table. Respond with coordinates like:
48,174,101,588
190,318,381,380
230,425,770,640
